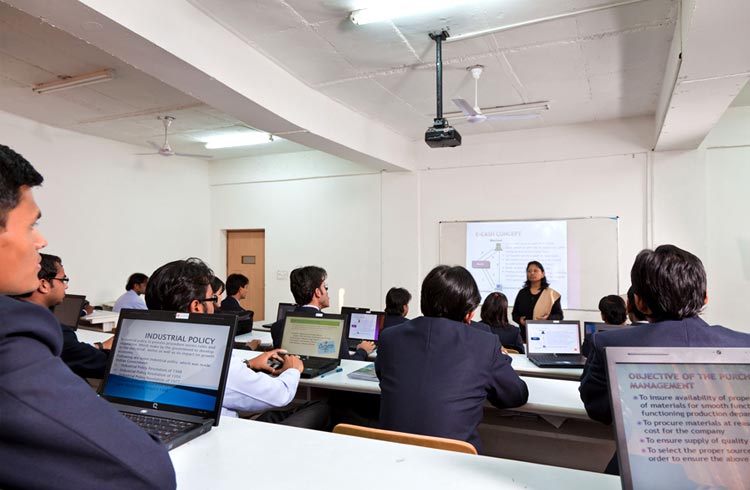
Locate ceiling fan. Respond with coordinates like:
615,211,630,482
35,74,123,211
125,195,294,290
450,65,548,123
136,116,212,159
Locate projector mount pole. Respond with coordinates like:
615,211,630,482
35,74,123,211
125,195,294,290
430,30,449,127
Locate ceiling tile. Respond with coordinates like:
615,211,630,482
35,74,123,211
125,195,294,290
580,26,673,76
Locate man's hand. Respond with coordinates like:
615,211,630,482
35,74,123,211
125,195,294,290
356,341,376,354
102,337,115,350
519,316,527,327
279,354,304,374
244,339,262,350
246,349,287,374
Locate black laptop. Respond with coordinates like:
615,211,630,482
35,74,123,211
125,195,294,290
99,309,236,450
53,294,86,330
526,320,586,368
280,312,346,378
340,306,370,317
262,302,296,328
346,311,385,350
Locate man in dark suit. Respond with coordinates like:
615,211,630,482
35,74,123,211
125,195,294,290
579,244,750,473
271,265,375,361
220,273,254,335
375,265,529,453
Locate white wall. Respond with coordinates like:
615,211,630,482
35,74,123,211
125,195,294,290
0,110,211,304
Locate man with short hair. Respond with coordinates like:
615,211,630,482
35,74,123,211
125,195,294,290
271,265,374,361
376,265,529,453
383,287,411,329
14,253,112,379
597,294,627,325
113,272,148,312
0,144,175,489
625,285,648,324
220,273,254,335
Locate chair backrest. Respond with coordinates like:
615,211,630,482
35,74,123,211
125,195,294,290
332,423,477,455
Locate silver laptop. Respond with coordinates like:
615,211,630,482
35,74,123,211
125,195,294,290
99,309,236,450
606,347,750,490
526,320,585,368
280,312,346,378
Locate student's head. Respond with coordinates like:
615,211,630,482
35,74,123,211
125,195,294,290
385,287,411,317
420,265,481,323
523,261,550,289
290,266,329,309
0,144,47,295
14,253,67,308
211,276,225,298
598,294,627,325
145,258,216,314
126,273,149,294
226,273,249,298
626,285,647,322
481,292,510,329
630,245,707,321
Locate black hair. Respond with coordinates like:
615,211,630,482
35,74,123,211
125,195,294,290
481,292,511,329
211,276,225,296
289,266,327,305
630,245,706,321
126,273,148,291
12,253,61,299
420,265,481,322
0,144,44,229
385,287,411,316
145,258,214,313
522,260,550,290
226,273,249,296
598,294,627,325
626,285,647,322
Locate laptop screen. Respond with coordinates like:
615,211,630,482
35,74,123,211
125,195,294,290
348,312,385,341
526,320,581,354
53,294,86,329
276,302,296,322
100,310,235,417
281,313,346,359
606,347,750,490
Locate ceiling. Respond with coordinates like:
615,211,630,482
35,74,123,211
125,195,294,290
0,0,746,164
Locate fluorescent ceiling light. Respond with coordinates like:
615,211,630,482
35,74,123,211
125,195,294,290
350,0,471,25
200,132,273,149
32,69,114,94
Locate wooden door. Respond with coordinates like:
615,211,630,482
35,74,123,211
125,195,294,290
226,230,265,321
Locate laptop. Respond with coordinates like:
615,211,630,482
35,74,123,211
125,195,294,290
606,346,750,490
280,312,346,378
262,302,296,328
99,309,237,450
582,321,629,348
526,320,586,368
340,306,370,318
53,294,86,330
346,311,385,350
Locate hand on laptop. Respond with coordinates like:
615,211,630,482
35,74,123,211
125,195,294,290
356,341,376,354
247,349,287,374
279,353,303,374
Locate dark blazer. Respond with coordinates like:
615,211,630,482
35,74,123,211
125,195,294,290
375,316,529,453
382,313,408,330
480,322,525,353
580,316,750,425
220,296,254,335
0,296,175,489
271,305,369,361
60,323,110,379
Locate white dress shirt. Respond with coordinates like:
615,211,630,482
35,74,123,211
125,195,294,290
220,358,301,417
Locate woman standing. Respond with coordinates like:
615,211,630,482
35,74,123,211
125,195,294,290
481,292,525,353
512,261,563,340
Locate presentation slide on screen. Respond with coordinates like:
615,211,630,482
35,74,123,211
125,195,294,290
283,317,342,358
526,323,580,354
615,363,750,489
104,319,228,410
349,313,379,340
466,221,568,307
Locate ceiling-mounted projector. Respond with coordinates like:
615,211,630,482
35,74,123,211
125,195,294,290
424,30,461,148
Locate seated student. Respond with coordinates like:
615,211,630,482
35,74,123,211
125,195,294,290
220,273,254,335
14,253,112,379
271,266,375,361
626,285,648,324
146,258,329,429
598,294,627,325
579,245,750,474
0,144,175,489
376,265,529,453
382,287,411,329
480,292,525,353
113,272,148,312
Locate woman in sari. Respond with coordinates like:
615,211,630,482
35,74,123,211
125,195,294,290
511,261,563,340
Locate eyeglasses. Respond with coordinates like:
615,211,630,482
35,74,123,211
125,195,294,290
49,276,70,284
198,295,219,304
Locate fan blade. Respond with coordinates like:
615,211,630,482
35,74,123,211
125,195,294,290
173,152,213,159
135,152,160,156
147,141,162,150
485,113,540,121
451,98,479,117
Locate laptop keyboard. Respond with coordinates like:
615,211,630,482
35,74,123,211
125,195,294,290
532,354,584,364
300,357,336,369
122,412,199,442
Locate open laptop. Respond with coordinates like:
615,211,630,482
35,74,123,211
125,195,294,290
262,302,296,328
340,306,370,318
526,320,586,368
280,312,346,378
99,309,236,450
53,293,86,330
346,311,385,350
606,346,750,490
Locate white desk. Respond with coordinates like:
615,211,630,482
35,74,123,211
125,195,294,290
252,320,272,332
169,417,618,489
234,330,272,346
75,328,114,345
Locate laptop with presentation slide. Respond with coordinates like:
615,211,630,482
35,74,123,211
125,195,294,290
606,346,750,490
526,320,586,368
99,309,236,450
346,311,386,350
262,302,296,328
583,321,630,343
280,312,346,378
53,294,86,330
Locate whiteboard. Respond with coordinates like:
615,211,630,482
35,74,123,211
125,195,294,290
439,217,620,311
